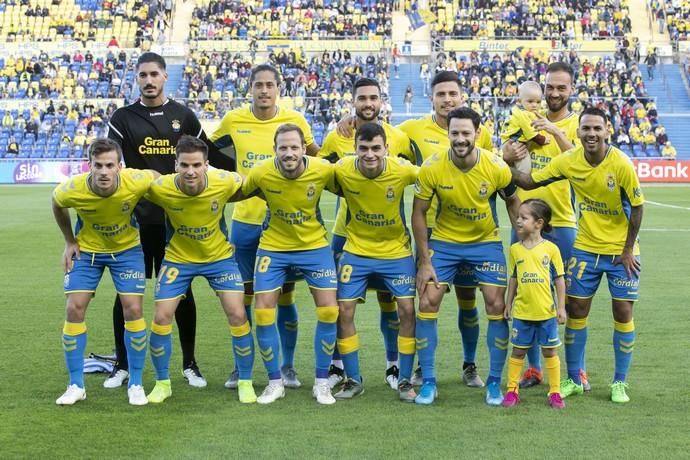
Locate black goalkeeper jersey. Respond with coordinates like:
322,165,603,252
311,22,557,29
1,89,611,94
108,98,233,224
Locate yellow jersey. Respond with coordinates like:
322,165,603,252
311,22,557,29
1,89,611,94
209,105,314,226
509,240,564,320
398,114,494,228
503,111,580,228
146,169,243,264
318,122,414,237
53,169,154,253
531,145,644,255
414,148,516,244
242,157,337,251
334,156,418,259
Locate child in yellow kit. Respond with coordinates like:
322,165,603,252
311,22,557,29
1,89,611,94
504,199,567,409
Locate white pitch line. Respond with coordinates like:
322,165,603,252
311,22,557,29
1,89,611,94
646,200,690,211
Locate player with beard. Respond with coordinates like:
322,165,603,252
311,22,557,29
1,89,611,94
210,65,318,391
106,53,233,390
412,107,520,406
398,70,495,389
319,77,414,391
509,107,644,404
501,62,584,390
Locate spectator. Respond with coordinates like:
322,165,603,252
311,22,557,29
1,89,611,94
7,136,19,155
644,49,657,80
662,142,677,159
404,85,413,114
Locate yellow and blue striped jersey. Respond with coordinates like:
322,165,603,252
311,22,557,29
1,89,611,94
509,240,564,321
531,145,644,255
502,111,580,228
398,114,494,228
209,105,314,226
53,168,155,253
414,148,515,244
334,156,418,259
242,157,337,251
318,122,414,237
146,169,243,264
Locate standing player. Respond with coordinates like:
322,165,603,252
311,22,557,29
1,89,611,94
52,139,156,406
413,107,520,406
510,108,644,404
145,136,257,404
106,52,232,389
210,64,319,390
332,123,418,402
398,71,494,388
501,62,582,389
319,77,415,390
242,124,339,405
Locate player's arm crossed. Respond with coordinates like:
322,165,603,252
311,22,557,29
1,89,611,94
229,173,263,202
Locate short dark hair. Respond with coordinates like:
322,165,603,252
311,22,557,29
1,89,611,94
521,198,553,234
88,138,122,162
176,135,208,159
136,52,166,70
250,64,281,85
546,61,574,81
355,122,386,144
431,71,461,91
579,106,609,124
273,123,305,147
447,107,481,130
353,78,381,97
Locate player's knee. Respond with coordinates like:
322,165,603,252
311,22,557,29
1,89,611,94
484,297,505,316
337,302,356,323
119,296,143,320
316,306,339,324
418,294,440,313
612,301,634,323
396,299,415,324
65,300,87,321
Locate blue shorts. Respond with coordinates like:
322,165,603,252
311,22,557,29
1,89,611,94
64,246,145,295
337,252,416,301
566,248,640,301
332,234,392,293
254,247,337,293
511,317,561,348
511,226,576,265
231,220,301,284
429,239,507,288
155,256,244,301
426,228,477,288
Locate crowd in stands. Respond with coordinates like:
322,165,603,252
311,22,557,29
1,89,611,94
190,0,392,40
657,0,690,41
426,0,632,41
430,47,668,157
179,48,391,142
0,0,163,47
0,49,138,100
0,100,118,159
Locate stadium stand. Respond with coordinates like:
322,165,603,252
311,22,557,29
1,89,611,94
423,0,632,41
0,0,162,47
0,49,139,100
189,0,393,40
662,0,690,41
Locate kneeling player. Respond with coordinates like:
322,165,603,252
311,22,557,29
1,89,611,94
503,199,566,409
332,123,418,402
145,136,257,404
242,124,340,405
52,139,156,406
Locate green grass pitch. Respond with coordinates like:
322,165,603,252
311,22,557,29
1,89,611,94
1,184,688,458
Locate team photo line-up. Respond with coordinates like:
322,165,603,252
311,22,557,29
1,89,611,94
52,52,643,409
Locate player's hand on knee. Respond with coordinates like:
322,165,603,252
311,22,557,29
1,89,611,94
416,263,439,296
63,242,81,273
614,249,640,279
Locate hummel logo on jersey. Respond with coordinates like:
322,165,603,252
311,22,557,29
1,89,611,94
439,185,454,190
424,138,440,144
346,189,360,195
81,208,96,213
170,207,184,212
515,259,524,264
571,176,586,181
149,112,164,117
267,189,282,194
237,129,252,134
